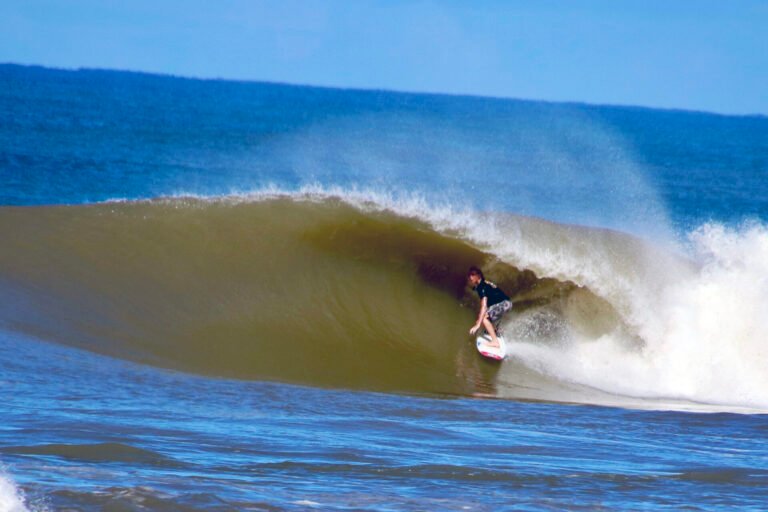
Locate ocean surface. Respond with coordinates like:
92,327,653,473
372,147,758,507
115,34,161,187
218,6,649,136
1,63,767,511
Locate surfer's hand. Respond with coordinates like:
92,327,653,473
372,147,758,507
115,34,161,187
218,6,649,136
469,325,480,335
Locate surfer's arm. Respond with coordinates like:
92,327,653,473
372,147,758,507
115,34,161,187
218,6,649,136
469,297,488,335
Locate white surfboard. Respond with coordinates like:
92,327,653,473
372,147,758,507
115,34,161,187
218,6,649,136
476,334,507,361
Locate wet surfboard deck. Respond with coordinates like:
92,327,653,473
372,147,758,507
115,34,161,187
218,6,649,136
476,334,507,360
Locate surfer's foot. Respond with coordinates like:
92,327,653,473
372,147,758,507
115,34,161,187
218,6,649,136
485,339,500,348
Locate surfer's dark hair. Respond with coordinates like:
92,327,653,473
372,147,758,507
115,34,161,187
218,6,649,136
467,266,484,280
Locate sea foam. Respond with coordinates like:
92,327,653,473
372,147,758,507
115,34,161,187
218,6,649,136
0,473,29,512
495,221,768,411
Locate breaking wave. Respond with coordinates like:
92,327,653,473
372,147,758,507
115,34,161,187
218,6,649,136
1,188,766,410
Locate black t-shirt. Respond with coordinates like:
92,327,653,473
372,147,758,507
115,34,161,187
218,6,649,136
474,280,510,307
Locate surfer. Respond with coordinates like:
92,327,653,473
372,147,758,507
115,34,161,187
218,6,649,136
467,266,512,348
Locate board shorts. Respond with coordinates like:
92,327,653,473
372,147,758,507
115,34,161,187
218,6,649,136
486,300,512,329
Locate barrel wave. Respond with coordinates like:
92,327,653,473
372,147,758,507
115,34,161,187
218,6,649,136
2,189,767,410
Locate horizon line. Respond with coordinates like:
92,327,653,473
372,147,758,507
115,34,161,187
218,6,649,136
3,61,766,120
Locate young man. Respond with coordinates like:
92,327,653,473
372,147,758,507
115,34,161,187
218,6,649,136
467,266,512,348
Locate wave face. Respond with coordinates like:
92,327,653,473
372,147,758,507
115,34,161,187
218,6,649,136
0,194,492,395
2,191,767,409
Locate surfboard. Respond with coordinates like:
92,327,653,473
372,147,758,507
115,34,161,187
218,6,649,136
476,334,507,360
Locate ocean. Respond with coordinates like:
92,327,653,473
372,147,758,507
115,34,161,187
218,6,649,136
1,63,767,511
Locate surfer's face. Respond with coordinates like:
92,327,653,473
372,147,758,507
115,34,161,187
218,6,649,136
467,274,481,286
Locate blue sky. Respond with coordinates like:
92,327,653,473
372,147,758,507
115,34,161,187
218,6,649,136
1,0,766,115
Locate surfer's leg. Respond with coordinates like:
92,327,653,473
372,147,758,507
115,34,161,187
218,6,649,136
488,300,512,336
484,301,512,347
481,317,500,348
